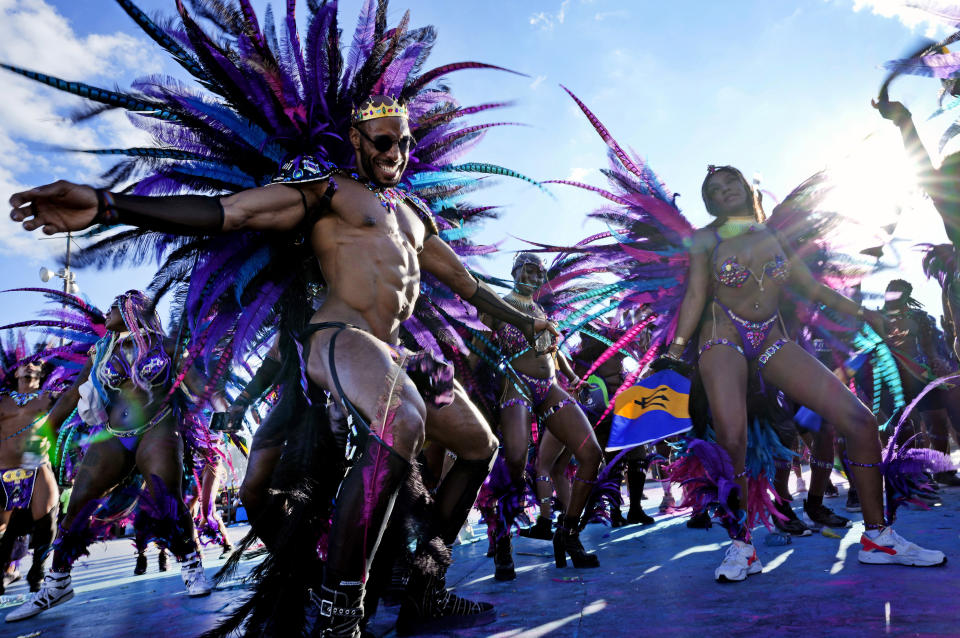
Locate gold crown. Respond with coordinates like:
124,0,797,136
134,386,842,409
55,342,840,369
352,96,408,124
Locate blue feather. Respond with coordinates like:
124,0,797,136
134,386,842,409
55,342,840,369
113,0,208,81
172,95,286,162
169,162,259,189
233,246,272,304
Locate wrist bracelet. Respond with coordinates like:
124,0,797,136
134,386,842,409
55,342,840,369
94,189,118,225
672,336,687,347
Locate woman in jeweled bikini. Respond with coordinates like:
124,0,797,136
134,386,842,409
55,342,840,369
485,253,603,580
665,165,946,582
6,290,212,623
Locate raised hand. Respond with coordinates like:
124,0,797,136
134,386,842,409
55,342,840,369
532,317,559,355
9,180,99,235
871,98,911,126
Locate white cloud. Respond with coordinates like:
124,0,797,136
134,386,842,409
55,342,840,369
594,10,628,22
530,74,547,90
529,0,571,31
568,167,595,181
0,0,159,258
846,0,953,36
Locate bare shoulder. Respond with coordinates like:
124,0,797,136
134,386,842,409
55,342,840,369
690,228,717,254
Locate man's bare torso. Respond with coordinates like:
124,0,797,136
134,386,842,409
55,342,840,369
0,394,51,468
309,177,426,343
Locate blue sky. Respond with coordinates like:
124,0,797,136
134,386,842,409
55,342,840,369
0,0,956,335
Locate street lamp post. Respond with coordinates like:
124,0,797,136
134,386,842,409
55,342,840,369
39,232,79,346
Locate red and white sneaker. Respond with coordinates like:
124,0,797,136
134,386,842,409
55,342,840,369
858,527,946,567
715,540,763,582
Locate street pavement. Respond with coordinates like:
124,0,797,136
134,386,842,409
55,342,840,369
2,469,959,638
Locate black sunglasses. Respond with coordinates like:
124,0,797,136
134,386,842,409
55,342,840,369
354,126,416,154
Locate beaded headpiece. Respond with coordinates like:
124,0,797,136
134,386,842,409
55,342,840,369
512,252,546,278
352,95,409,124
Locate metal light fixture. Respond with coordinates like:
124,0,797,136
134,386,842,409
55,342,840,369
38,233,80,348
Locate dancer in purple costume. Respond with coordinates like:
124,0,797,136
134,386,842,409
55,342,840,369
0,350,60,594
5,291,213,623
666,166,944,581
483,252,602,579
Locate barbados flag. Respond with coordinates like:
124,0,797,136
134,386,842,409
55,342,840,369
606,369,692,451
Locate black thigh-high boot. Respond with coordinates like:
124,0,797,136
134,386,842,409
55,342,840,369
396,453,498,636
310,435,410,638
626,460,654,525
27,506,58,591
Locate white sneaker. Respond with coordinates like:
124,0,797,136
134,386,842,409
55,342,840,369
858,527,946,567
5,572,73,622
795,477,807,496
715,540,763,583
182,562,213,597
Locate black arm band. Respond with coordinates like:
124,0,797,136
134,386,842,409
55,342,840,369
236,356,282,406
95,190,224,234
467,280,535,336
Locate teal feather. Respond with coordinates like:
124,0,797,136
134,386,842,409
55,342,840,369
0,64,179,120
745,417,794,480
438,225,477,242
76,147,208,160
445,163,551,195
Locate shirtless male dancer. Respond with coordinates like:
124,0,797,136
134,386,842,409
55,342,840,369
8,96,554,637
0,361,59,593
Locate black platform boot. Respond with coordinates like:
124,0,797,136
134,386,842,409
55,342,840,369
133,552,148,576
610,503,628,527
396,570,496,635
626,462,654,525
493,533,516,581
518,515,554,540
308,579,365,638
553,515,600,569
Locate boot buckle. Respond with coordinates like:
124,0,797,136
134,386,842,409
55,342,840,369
320,599,333,618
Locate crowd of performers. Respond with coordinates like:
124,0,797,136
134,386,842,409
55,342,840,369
2,1,960,636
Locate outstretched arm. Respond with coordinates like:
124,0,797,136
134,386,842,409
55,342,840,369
873,98,960,246
418,235,558,345
10,180,328,235
874,99,937,187
782,235,886,338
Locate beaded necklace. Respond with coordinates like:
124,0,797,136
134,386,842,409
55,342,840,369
345,171,413,214
5,389,45,407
